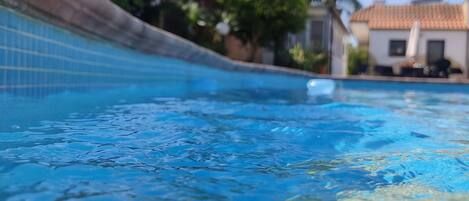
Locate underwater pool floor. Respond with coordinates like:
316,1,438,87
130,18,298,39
0,82,468,201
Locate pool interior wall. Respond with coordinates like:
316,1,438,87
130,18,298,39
0,5,308,95
1,5,469,200
1,2,469,133
1,3,469,98
0,4,314,130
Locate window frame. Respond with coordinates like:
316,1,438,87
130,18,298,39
310,20,324,51
388,40,407,57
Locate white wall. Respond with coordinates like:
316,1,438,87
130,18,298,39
331,19,348,76
350,22,369,47
369,30,467,72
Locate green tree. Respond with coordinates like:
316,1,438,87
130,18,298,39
179,1,228,53
112,0,146,17
112,0,191,38
113,0,309,62
112,0,223,51
347,46,368,75
219,0,308,62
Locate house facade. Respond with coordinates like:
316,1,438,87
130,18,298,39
287,0,350,76
350,1,469,77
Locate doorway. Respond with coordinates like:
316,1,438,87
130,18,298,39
427,40,445,65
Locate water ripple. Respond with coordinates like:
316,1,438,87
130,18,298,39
0,86,468,200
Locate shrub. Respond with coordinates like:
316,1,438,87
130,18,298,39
347,46,368,75
288,44,328,73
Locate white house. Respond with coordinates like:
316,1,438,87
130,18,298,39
336,0,361,28
287,0,350,76
350,0,469,77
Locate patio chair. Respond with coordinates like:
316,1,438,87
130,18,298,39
432,58,451,78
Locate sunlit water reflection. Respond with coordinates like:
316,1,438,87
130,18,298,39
0,81,468,200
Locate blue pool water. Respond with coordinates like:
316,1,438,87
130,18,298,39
0,3,468,200
1,75,468,201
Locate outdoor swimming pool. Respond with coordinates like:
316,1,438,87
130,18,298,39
1,75,468,200
0,2,468,200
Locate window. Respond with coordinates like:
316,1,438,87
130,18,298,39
427,40,445,65
389,40,406,56
310,20,323,51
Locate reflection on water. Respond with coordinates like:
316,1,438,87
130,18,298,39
0,83,468,200
338,183,469,201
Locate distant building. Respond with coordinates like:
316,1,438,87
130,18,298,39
287,0,351,76
350,0,469,77
336,0,362,27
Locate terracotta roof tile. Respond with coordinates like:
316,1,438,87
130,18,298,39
351,4,468,30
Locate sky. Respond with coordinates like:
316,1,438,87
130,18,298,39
358,0,464,7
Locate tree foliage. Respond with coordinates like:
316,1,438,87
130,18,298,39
112,0,191,38
289,43,328,73
112,0,309,62
219,0,308,61
347,46,368,75
112,0,146,17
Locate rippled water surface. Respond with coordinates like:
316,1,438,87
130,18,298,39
1,79,468,201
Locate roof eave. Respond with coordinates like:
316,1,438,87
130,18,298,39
329,7,350,35
370,28,469,31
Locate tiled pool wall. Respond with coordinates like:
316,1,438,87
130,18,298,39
0,5,226,96
2,3,468,101
0,4,313,98
2,0,469,101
